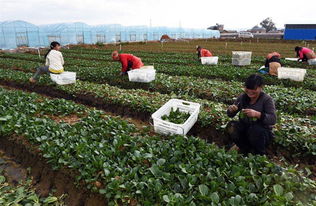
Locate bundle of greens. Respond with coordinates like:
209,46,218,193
162,108,191,124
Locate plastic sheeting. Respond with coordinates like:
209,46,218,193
0,21,41,49
0,20,220,49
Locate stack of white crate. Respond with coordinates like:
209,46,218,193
232,51,252,66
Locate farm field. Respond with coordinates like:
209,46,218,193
0,39,316,205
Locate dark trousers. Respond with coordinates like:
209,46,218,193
227,121,273,155
122,61,133,74
301,54,308,62
265,56,281,68
197,51,201,59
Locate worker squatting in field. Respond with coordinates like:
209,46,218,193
295,46,316,62
226,74,277,155
29,41,65,83
258,52,282,76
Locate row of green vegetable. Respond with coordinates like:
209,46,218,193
2,51,316,93
0,68,315,160
61,47,316,69
0,57,315,116
0,86,316,205
4,49,316,72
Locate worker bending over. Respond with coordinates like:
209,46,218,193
295,46,316,62
112,51,144,75
264,52,281,76
196,46,212,59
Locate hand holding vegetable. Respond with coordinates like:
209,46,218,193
242,109,261,118
228,104,238,113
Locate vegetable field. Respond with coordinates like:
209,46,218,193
0,39,316,205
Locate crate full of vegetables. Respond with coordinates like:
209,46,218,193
151,99,201,135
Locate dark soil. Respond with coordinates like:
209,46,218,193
0,134,107,206
0,150,28,185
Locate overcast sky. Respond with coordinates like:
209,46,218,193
0,0,315,30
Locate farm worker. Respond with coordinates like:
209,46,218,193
29,41,64,83
112,51,144,75
295,46,316,62
196,46,212,59
226,74,276,155
264,52,281,76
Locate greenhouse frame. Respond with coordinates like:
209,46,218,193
0,20,220,49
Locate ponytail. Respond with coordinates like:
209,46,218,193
294,46,302,58
196,45,202,58
44,41,60,59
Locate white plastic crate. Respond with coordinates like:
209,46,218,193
127,66,156,83
232,51,252,66
232,51,252,59
50,72,76,85
201,57,218,65
285,58,299,61
278,67,306,82
151,99,201,136
141,66,154,69
232,58,251,66
308,58,316,65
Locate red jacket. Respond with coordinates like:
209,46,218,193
119,54,144,73
200,49,212,57
298,47,316,60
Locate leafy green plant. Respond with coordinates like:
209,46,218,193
0,170,64,205
161,108,190,124
1,53,315,116
0,84,316,205
0,68,315,158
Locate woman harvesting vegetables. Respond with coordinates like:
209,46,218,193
264,52,281,76
29,41,64,83
196,46,212,59
226,74,276,155
295,46,316,62
112,51,144,75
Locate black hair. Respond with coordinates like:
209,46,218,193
295,46,302,57
245,74,264,90
196,46,202,58
44,41,60,59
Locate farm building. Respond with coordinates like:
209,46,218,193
249,25,266,33
284,24,316,40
